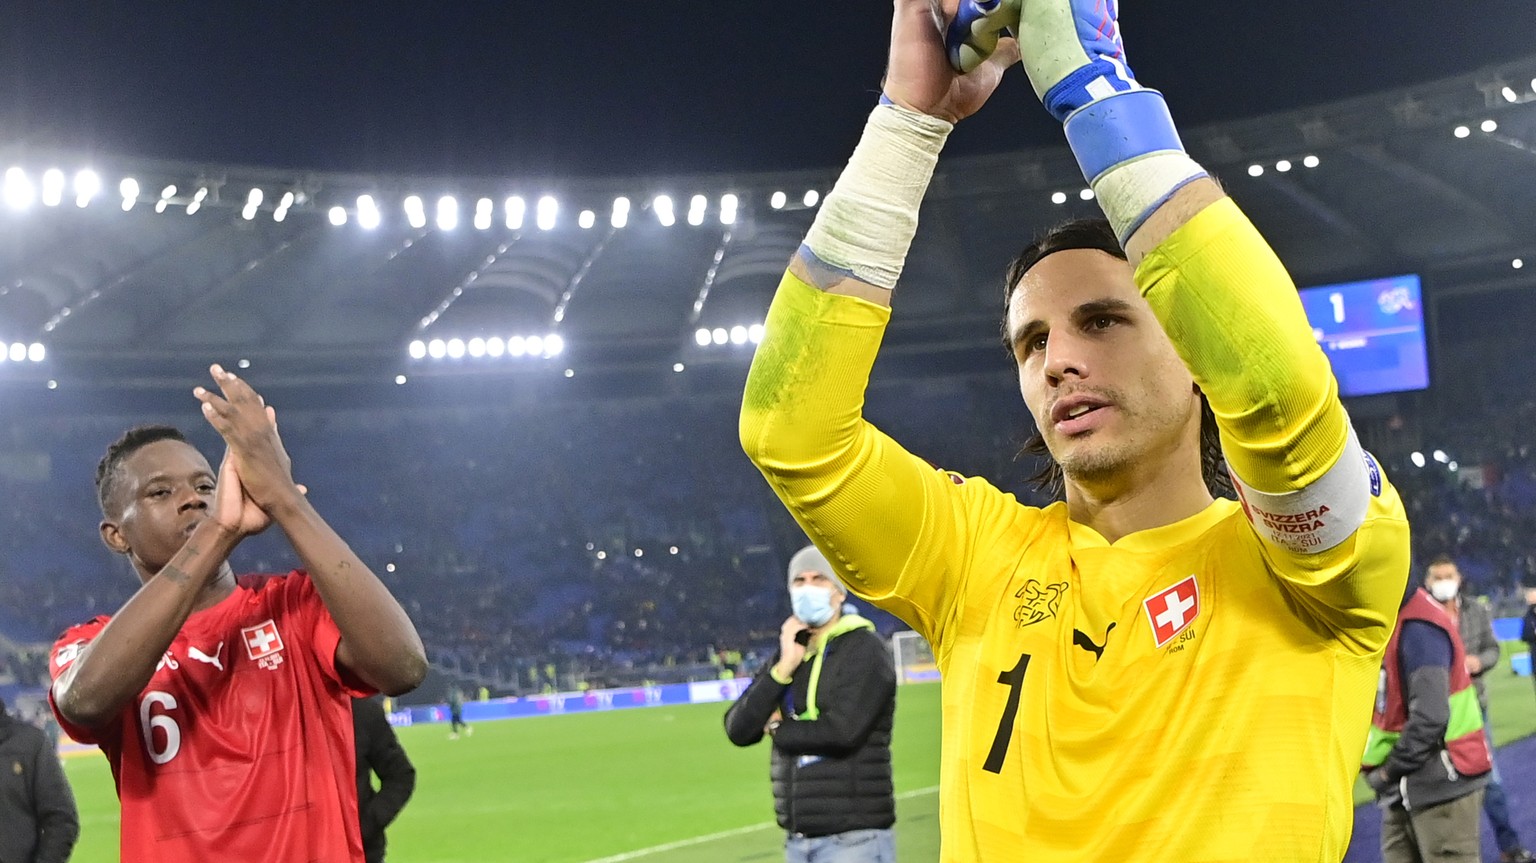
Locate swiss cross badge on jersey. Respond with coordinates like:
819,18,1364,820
242,619,286,670
1144,576,1201,649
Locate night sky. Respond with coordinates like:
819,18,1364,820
2,1,1532,177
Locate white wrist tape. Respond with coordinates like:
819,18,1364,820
1090,151,1208,243
801,103,953,290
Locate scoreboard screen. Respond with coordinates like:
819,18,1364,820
1298,274,1429,397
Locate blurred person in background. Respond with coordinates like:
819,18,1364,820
1522,586,1536,704
352,696,416,863
447,686,471,739
1364,583,1492,863
1425,556,1533,862
0,695,78,863
724,545,897,863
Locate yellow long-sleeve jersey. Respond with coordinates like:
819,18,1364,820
740,198,1410,862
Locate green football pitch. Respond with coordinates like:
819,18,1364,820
62,645,1536,862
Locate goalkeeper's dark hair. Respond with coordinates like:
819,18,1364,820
96,425,190,516
1002,218,1232,500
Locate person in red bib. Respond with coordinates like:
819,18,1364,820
1363,584,1493,863
48,365,427,863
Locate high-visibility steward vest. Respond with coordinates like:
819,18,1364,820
1361,588,1492,777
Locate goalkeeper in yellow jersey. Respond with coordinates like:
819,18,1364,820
738,1,1411,860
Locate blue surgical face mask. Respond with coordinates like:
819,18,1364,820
791,586,837,627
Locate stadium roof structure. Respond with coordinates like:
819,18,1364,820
0,55,1532,407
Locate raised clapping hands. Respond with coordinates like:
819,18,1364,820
194,364,306,531
884,0,1019,124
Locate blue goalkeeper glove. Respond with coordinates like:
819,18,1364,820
949,0,1208,242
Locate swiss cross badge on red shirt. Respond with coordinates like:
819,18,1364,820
1144,576,1201,648
242,619,286,670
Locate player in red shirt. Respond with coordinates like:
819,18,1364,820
49,364,427,863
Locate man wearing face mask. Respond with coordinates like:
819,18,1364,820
1424,556,1533,863
724,545,898,863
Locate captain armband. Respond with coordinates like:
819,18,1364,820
1228,426,1384,555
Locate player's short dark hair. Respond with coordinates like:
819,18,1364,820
1002,219,1232,500
96,425,190,516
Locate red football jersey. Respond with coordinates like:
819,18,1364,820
49,571,374,863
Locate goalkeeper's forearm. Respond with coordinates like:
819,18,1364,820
791,102,953,306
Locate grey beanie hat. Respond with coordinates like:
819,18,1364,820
787,544,846,596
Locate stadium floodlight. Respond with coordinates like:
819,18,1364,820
271,206,287,222
803,189,820,207
427,338,447,359
1079,188,1095,201
357,195,381,230
711,327,727,345
544,333,564,356
653,195,675,227
160,184,177,200
1503,86,1519,103
120,177,139,211
748,323,764,344
468,337,486,358
486,336,505,357
328,206,347,226
187,186,209,215
8,343,25,362
673,362,685,372
41,169,64,207
729,325,748,345
27,343,44,362
394,375,407,386
242,188,264,220
611,196,630,228
579,209,596,229
634,548,643,557
73,170,100,208
688,194,707,227
1481,119,1498,133
1532,78,1536,94
1247,164,1264,177
404,195,427,229
1051,191,1068,205
1448,461,1459,472
1302,155,1320,168
720,193,738,225
472,197,492,231
563,368,575,378
45,380,56,390
1410,451,1425,468
536,195,558,231
278,191,294,209
694,328,711,347
1453,125,1471,139
507,335,526,357
409,340,427,359
526,335,545,356
770,191,787,210
1432,449,1448,463
436,196,459,231
596,550,607,560
1275,160,1292,173
1514,258,1525,270
505,196,526,230
446,338,466,359
5,168,35,211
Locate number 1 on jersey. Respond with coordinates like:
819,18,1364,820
983,653,1030,774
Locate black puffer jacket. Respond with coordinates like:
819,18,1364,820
724,616,896,837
